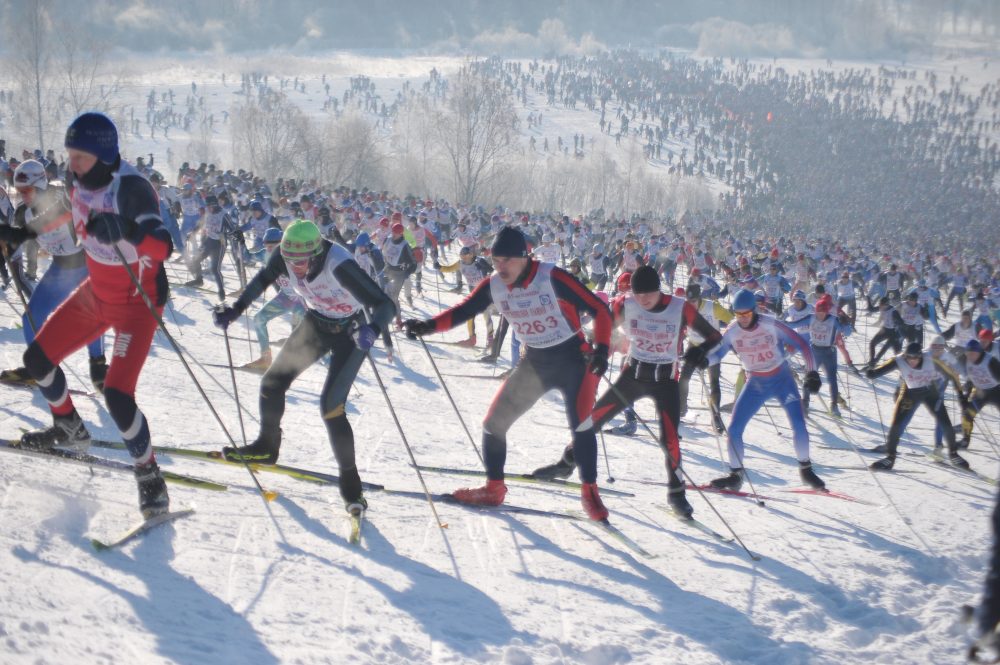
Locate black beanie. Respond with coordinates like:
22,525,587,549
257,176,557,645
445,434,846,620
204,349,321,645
631,265,660,293
491,226,528,258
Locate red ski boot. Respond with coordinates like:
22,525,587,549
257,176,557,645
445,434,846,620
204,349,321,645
456,335,477,348
581,483,609,521
451,479,507,506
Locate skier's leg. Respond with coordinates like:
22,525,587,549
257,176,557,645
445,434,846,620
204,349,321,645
319,330,368,503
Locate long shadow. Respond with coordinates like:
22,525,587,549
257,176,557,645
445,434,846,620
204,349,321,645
275,495,522,658
12,501,278,664
495,513,815,663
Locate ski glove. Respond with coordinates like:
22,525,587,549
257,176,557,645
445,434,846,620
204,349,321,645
352,323,378,351
86,211,136,245
589,343,610,376
0,224,28,246
403,319,434,340
803,370,822,393
683,343,710,369
212,304,242,330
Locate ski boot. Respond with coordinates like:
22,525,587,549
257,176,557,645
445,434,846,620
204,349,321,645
223,430,281,464
949,452,970,469
531,450,575,480
89,355,108,395
711,410,726,434
344,495,368,516
830,404,842,418
242,350,272,371
798,461,826,489
580,483,608,521
456,335,477,348
870,444,888,454
448,285,463,294
20,410,91,451
0,366,35,386
668,483,694,519
709,468,745,491
135,460,170,519
451,479,507,506
610,420,639,436
869,456,895,471
184,277,204,288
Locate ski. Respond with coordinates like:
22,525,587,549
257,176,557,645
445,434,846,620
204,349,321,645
0,379,93,397
439,372,504,381
348,510,364,545
91,508,195,551
686,483,788,503
925,452,999,486
663,506,734,542
88,440,378,488
200,362,266,375
817,463,924,475
585,515,654,559
780,488,876,505
413,464,635,497
0,440,227,491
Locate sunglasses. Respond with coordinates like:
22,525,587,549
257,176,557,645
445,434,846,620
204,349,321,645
734,309,754,318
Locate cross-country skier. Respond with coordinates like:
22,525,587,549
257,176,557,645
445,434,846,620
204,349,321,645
403,226,614,520
438,245,495,347
530,265,722,518
17,112,173,518
787,294,853,417
959,340,1000,449
0,159,108,392
866,342,969,470
213,220,394,514
706,288,826,491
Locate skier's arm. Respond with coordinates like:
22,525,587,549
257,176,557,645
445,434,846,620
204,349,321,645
775,319,815,371
684,302,722,350
333,260,395,333
119,175,172,261
428,278,494,332
437,259,461,274
866,359,898,379
551,267,612,347
932,357,964,396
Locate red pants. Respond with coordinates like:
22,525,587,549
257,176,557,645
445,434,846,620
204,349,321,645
35,280,160,414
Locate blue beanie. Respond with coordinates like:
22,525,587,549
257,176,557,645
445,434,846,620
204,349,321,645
491,226,528,258
65,112,118,164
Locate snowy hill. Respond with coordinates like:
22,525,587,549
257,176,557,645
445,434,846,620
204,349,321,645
0,253,995,665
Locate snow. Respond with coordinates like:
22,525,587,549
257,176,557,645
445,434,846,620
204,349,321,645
0,50,997,665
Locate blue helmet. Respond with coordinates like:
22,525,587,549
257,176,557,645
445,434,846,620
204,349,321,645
754,290,767,302
262,227,283,244
250,199,265,212
355,232,371,248
792,289,807,301
732,288,756,312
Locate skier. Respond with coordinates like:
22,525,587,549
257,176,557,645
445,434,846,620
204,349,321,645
18,112,173,518
677,281,732,431
0,159,108,391
867,296,904,367
706,288,826,491
185,194,240,301
212,220,394,514
242,227,306,370
866,342,969,470
437,245,495,347
787,294,853,417
403,226,614,520
959,340,1000,449
531,266,722,518
382,221,417,328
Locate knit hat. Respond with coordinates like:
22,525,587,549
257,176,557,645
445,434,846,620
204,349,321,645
966,340,984,354
631,265,660,293
491,226,528,258
281,220,322,261
64,112,119,164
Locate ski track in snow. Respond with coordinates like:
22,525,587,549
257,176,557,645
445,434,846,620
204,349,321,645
2,51,1000,664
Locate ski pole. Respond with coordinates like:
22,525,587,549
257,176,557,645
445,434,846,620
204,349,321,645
364,353,449,529
417,337,483,464
600,355,615,483
597,373,760,561
110,243,280,508
1,245,37,334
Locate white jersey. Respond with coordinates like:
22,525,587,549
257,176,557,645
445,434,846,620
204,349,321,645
808,315,838,347
533,243,561,264
966,354,1000,390
490,262,576,349
728,316,786,374
952,322,976,347
179,195,201,217
289,244,363,319
688,300,720,345
835,281,855,299
899,302,923,327
895,352,938,390
621,295,685,364
784,303,813,324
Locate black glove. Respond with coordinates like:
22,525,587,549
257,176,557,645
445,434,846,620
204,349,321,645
0,224,28,246
865,368,877,379
589,343,610,376
683,344,709,370
403,319,434,340
232,229,245,243
212,303,242,330
803,370,821,393
86,211,136,245
838,312,851,326
432,259,441,271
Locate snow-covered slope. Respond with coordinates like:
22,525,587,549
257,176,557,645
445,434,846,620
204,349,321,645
0,255,994,665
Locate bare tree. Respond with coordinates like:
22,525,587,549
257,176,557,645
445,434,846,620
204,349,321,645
55,23,127,117
7,0,54,151
435,68,519,204
230,93,310,180
320,112,385,189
